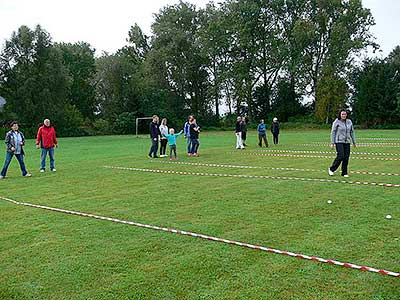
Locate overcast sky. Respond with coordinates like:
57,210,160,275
0,0,399,57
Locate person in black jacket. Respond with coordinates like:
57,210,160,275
271,117,280,145
148,115,160,158
235,117,244,149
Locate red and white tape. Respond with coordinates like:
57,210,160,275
240,152,400,161
295,143,400,148
105,166,400,188
1,195,398,278
258,149,400,157
358,138,400,141
151,161,400,177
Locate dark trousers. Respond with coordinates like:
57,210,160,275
148,139,159,157
273,133,279,145
160,139,168,156
330,143,351,175
190,139,199,154
258,134,269,147
242,131,247,144
169,145,177,158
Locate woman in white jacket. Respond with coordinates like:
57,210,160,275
159,118,169,157
328,110,357,177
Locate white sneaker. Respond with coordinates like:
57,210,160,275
51,168,56,172
0,175,4,179
40,169,45,173
343,174,349,178
24,173,32,177
328,168,334,176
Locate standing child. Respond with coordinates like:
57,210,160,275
165,129,183,160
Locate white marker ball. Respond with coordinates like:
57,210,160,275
327,200,333,204
386,214,392,219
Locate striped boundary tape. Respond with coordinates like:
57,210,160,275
104,166,400,188
239,151,400,161
358,138,400,141
150,161,400,177
257,149,400,157
295,143,400,148
0,195,398,278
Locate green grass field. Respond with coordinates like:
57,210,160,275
1,129,399,300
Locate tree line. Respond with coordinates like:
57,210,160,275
0,0,399,137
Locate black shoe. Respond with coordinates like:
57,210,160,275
148,155,152,159
154,156,159,158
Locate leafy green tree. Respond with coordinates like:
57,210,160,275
0,25,70,126
150,2,211,117
315,69,348,123
95,51,142,121
351,47,400,126
56,42,97,119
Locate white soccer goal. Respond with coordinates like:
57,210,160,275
135,117,153,137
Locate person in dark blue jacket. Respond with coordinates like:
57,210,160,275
148,115,160,158
257,119,269,147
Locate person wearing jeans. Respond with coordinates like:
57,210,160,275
0,121,31,179
328,110,356,177
183,115,194,156
36,119,58,172
189,118,200,156
148,115,160,158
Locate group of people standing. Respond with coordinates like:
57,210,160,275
0,119,58,179
1,110,357,180
236,116,280,149
148,115,200,160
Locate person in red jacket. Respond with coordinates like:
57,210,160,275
36,119,58,172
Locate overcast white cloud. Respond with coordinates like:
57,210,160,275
0,0,399,56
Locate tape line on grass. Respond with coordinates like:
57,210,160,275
239,152,400,161
257,149,400,157
104,166,400,188
1,195,398,278
294,143,400,148
150,161,400,177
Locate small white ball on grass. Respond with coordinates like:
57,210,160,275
327,200,333,204
386,214,392,220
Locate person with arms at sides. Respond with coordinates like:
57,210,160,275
159,118,168,157
328,110,356,178
271,117,280,145
189,118,200,157
1,121,32,179
235,117,245,149
257,119,269,147
183,115,194,156
36,118,58,172
148,115,160,158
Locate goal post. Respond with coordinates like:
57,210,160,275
135,117,153,137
